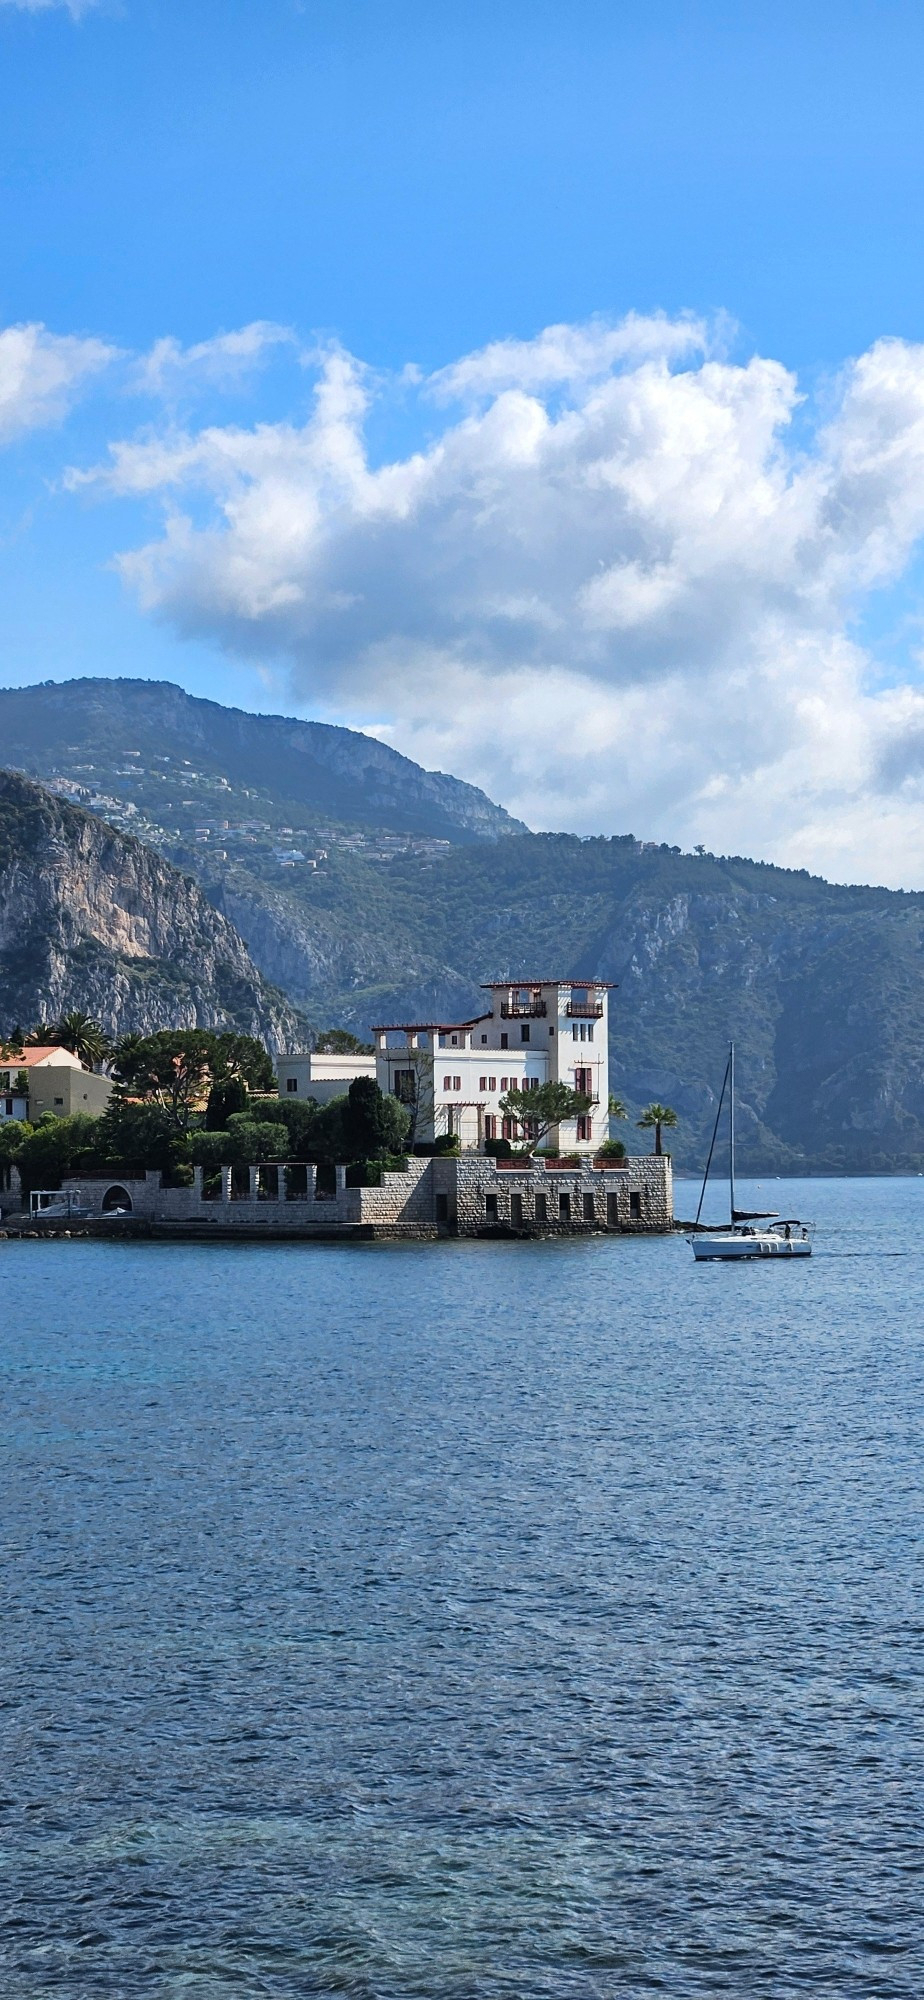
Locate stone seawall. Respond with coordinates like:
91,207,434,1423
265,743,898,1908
49,1154,673,1238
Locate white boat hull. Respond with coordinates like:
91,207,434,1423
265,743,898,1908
690,1230,812,1260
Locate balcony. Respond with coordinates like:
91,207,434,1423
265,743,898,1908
500,999,548,1018
566,999,604,1018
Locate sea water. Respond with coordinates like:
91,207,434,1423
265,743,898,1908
1,1178,922,1997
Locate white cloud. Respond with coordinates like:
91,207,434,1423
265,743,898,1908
427,310,711,402
72,314,924,886
0,322,116,443
0,0,102,16
135,322,295,399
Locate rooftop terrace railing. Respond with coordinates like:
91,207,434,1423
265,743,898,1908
500,1000,548,1017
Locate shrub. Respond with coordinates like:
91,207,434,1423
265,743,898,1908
595,1138,627,1159
205,1075,249,1129
484,1136,512,1158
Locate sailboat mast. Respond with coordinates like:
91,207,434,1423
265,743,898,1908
729,1041,736,1222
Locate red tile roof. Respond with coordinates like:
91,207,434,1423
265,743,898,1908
0,1045,78,1067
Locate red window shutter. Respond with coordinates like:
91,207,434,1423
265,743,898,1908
443,1074,451,1090
480,1076,487,1092
453,1075,461,1091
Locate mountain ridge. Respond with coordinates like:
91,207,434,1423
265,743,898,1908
0,677,525,843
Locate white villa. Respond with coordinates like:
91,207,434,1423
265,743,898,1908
374,979,612,1153
277,1049,376,1106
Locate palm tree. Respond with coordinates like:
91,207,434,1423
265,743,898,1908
48,1011,111,1070
608,1094,629,1121
637,1102,678,1155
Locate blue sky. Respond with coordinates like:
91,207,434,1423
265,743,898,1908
5,0,924,883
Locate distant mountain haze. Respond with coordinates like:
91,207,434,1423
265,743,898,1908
3,678,924,1172
0,679,525,843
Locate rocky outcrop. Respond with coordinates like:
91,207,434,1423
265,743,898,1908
0,771,303,1047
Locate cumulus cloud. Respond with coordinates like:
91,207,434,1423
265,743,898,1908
0,322,115,443
135,322,295,399
71,314,924,885
427,310,711,402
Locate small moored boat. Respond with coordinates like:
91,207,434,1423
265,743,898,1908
689,1045,814,1261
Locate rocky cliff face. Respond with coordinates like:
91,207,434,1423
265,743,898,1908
0,771,303,1047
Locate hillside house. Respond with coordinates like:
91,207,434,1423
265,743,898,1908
374,979,611,1153
0,1045,112,1124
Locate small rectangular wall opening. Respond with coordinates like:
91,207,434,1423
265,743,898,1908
606,1191,619,1227
435,1192,449,1222
559,1191,571,1221
629,1190,642,1220
583,1191,595,1222
510,1192,524,1228
535,1192,548,1223
485,1193,498,1223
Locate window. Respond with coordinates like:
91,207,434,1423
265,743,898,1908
559,1191,571,1220
500,1032,508,1049
575,1068,593,1095
481,1034,488,1044
444,1074,452,1090
485,1193,498,1222
450,1034,458,1046
480,1076,487,1092
576,1116,592,1142
629,1190,642,1220
286,1076,298,1093
535,1193,548,1223
4,1098,12,1116
502,1117,516,1141
606,1191,619,1227
572,1024,579,1041
583,1192,595,1221
587,1025,594,1043
510,1193,524,1228
54,1096,64,1108
453,1076,461,1091
394,1069,416,1103
549,1026,555,1037
489,1076,496,1090
484,1115,497,1140
521,1024,530,1043
500,1076,508,1091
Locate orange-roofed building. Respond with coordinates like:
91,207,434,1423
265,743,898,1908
0,1044,113,1125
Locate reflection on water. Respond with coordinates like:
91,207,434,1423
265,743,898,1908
2,1178,923,1996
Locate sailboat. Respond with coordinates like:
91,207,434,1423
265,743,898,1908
689,1045,814,1260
